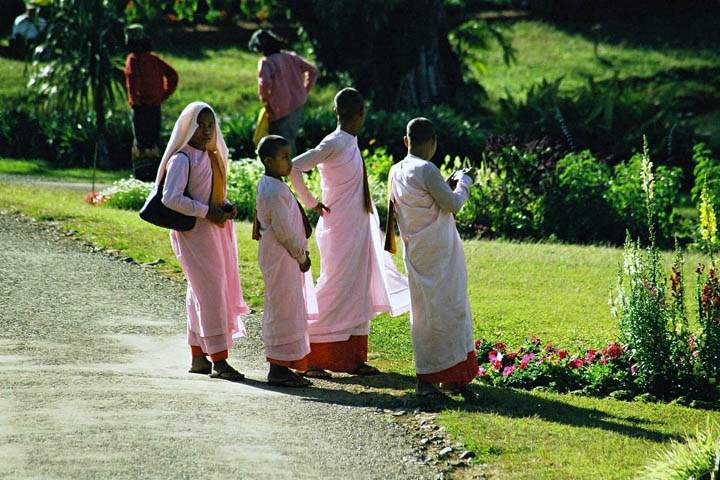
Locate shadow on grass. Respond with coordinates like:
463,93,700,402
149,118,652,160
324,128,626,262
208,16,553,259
242,372,677,443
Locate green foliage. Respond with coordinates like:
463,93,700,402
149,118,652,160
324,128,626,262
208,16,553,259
464,137,558,239
544,150,617,243
28,0,127,168
693,143,720,206
100,178,153,210
607,154,683,247
225,158,265,221
639,422,720,480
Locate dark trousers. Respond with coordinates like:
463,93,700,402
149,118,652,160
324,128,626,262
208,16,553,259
132,104,161,149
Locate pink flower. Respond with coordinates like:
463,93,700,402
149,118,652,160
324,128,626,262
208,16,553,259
477,367,488,378
502,366,516,377
631,364,638,376
488,350,502,363
585,350,598,363
567,357,583,369
537,356,546,365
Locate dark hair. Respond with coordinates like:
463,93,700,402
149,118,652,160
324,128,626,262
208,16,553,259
406,117,436,146
334,88,364,122
256,135,290,162
127,37,152,54
248,29,285,56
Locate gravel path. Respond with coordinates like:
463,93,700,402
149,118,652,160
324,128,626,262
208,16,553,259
0,213,439,480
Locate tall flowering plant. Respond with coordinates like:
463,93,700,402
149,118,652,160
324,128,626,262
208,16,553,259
611,137,687,397
697,189,720,386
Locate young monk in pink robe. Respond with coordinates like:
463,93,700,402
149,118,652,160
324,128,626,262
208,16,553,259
150,101,250,382
386,118,478,401
253,135,318,388
289,88,411,377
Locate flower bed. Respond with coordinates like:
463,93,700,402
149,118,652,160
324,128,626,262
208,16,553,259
474,336,717,407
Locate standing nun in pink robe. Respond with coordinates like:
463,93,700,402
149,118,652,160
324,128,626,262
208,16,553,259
289,88,410,377
147,101,250,381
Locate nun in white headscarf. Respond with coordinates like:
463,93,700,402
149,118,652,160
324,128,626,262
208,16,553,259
153,101,250,381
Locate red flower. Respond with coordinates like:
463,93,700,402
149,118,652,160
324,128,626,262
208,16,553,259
495,342,508,351
475,339,483,350
584,350,598,363
557,350,568,360
491,360,502,372
567,357,583,369
601,342,624,360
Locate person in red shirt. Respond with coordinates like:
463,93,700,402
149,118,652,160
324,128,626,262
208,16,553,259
124,24,178,181
249,30,318,155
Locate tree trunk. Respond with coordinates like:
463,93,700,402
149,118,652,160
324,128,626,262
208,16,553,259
94,86,110,171
393,0,462,111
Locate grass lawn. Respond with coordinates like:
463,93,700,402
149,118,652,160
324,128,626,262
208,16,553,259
0,158,129,183
480,18,719,101
2,179,719,479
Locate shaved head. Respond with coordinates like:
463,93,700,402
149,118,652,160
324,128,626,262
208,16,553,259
406,117,436,146
334,88,364,122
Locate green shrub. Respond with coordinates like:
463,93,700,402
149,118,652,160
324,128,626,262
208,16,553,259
607,153,683,247
100,178,153,210
225,158,265,221
639,422,720,480
693,143,720,209
544,150,617,243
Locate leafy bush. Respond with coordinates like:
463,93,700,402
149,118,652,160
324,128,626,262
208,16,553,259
639,422,720,480
607,153,683,247
544,150,617,243
460,136,561,239
99,178,153,210
225,158,264,222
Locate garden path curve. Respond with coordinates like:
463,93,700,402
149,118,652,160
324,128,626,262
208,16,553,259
0,213,437,480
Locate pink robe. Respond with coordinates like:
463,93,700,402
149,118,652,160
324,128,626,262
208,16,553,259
163,144,250,355
255,175,318,361
290,128,410,343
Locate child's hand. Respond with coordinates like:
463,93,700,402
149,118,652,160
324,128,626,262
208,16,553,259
299,252,311,272
206,206,226,225
460,167,477,183
222,202,238,220
313,202,331,217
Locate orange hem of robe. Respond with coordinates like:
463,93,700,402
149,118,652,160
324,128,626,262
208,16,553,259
306,335,368,373
416,351,478,387
190,346,207,357
210,350,229,362
267,356,309,371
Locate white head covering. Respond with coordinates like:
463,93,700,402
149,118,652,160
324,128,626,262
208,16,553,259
154,101,229,186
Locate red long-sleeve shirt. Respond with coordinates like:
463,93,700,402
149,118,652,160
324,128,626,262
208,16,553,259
124,52,178,107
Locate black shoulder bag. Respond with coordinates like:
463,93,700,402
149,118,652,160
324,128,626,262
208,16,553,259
139,151,197,231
